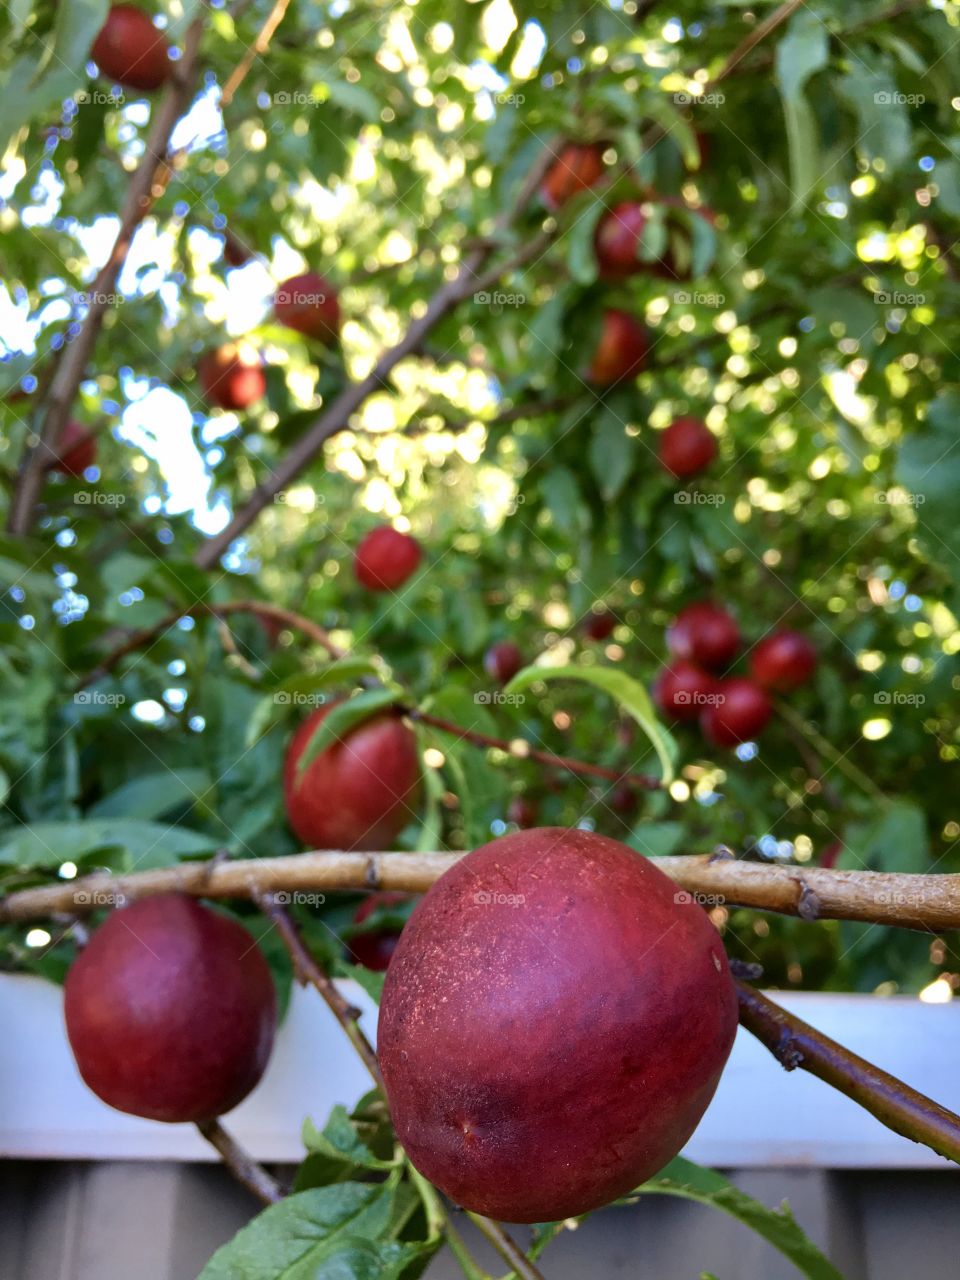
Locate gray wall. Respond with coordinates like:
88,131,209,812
2,1161,958,1279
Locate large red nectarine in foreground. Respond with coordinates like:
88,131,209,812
64,894,276,1122
379,827,737,1222
284,700,421,850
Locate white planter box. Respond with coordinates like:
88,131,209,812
1,974,957,1168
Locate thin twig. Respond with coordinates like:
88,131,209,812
196,1118,285,1204
254,890,383,1088
7,18,206,536
78,598,341,688
708,0,807,84
221,0,293,108
466,1213,546,1280
6,850,960,933
736,982,960,1166
414,711,662,792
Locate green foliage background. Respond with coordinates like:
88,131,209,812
1,0,959,1006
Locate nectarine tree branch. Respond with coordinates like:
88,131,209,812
196,1118,285,1205
709,0,806,83
413,711,662,792
78,598,341,687
193,143,560,570
220,0,293,108
6,850,960,934
736,982,960,1166
7,16,207,537
254,890,384,1088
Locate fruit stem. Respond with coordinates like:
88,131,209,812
409,1166,494,1280
736,982,960,1166
254,891,383,1088
466,1213,547,1280
413,711,661,791
196,1118,284,1205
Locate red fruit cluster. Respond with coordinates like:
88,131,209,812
354,525,422,591
284,700,421,851
653,602,817,748
91,5,171,92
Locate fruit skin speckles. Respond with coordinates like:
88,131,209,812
378,827,737,1223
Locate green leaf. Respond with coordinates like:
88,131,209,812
0,820,218,868
840,800,928,875
505,665,678,784
837,66,911,170
334,959,386,1005
774,12,829,208
323,79,382,123
0,0,108,157
632,1157,843,1280
542,467,590,537
295,689,405,780
589,408,634,501
89,769,212,819
303,1107,397,1171
896,393,960,585
246,660,386,747
628,821,685,859
198,1181,426,1280
565,198,606,284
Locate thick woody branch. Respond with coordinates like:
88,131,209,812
193,145,560,571
736,983,960,1166
7,18,206,537
196,1118,284,1205
5,850,960,933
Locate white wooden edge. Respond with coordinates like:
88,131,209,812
1,974,957,1168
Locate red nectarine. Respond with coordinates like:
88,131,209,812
379,827,737,1222
284,700,421,850
354,525,422,591
64,894,276,1122
91,5,171,92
